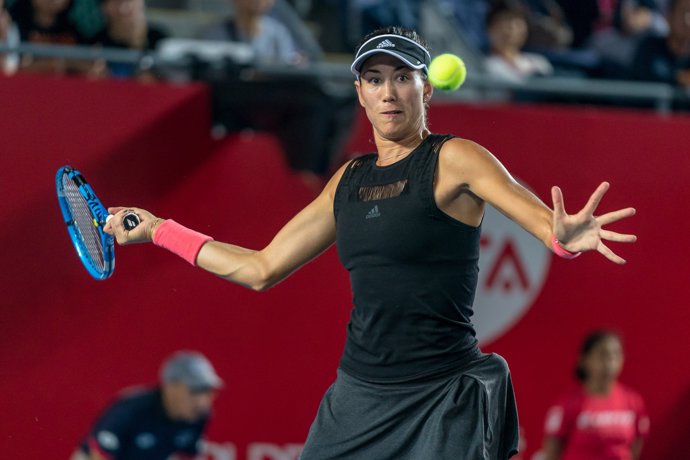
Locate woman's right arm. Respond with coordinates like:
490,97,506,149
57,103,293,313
541,436,563,460
106,162,350,292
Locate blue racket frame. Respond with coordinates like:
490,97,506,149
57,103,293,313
56,166,115,280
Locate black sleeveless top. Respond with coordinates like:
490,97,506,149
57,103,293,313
334,134,482,383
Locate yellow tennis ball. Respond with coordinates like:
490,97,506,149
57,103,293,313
428,53,466,91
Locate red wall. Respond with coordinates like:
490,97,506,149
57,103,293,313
1,75,689,459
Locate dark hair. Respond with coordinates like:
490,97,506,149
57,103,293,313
9,0,75,40
357,26,430,54
668,0,690,14
486,0,527,27
574,330,622,381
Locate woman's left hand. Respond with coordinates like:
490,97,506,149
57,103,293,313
551,182,637,264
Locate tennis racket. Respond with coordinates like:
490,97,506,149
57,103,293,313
56,166,140,280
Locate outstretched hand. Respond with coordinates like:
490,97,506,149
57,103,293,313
551,182,637,264
104,207,163,245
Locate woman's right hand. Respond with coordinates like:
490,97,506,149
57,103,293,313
104,207,164,245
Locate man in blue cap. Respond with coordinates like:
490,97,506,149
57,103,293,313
72,351,223,460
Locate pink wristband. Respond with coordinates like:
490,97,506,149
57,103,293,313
152,219,213,266
551,234,581,259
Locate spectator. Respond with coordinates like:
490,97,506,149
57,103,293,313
92,0,167,79
1,0,19,74
485,0,554,83
71,350,223,460
203,0,356,182
204,0,306,64
628,0,690,86
541,330,649,460
589,0,668,78
8,0,90,73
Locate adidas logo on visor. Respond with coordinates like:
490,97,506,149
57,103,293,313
376,39,396,49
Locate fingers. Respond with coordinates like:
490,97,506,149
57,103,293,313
600,229,637,243
551,186,566,219
598,241,627,265
583,181,610,215
103,207,141,243
598,207,636,226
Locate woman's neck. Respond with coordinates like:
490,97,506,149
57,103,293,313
492,46,521,62
109,21,147,48
34,10,57,28
584,378,615,395
374,129,429,166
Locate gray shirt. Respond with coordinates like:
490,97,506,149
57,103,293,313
203,16,301,64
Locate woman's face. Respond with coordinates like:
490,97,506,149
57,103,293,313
581,335,624,384
32,0,70,16
234,0,274,16
354,53,432,142
488,13,528,53
102,0,146,27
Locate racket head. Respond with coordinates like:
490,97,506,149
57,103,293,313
56,166,115,280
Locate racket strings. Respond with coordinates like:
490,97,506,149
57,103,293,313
62,176,106,271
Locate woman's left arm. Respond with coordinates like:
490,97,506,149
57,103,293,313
631,437,644,459
442,138,637,264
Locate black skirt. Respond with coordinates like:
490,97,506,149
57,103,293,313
300,353,519,460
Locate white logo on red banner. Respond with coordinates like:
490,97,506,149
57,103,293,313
474,187,551,344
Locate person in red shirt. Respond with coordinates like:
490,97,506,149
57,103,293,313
541,330,649,460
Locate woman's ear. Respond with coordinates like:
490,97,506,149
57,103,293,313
354,79,366,108
423,80,433,103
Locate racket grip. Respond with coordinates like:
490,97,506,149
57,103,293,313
123,213,141,231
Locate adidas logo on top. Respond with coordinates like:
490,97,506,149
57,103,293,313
366,205,381,219
376,39,395,49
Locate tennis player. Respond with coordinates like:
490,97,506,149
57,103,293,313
105,27,637,459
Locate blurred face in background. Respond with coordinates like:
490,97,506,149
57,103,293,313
581,335,624,386
101,0,146,27
32,0,70,16
488,11,528,54
233,0,274,16
162,381,217,423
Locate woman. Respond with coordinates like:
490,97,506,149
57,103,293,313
541,331,649,460
105,27,637,459
8,0,86,74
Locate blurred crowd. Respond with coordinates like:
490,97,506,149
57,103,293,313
1,0,689,87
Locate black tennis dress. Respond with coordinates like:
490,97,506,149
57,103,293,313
299,134,520,460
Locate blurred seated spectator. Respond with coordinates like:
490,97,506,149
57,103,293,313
485,0,554,83
628,0,690,86
92,0,167,79
1,0,19,74
9,0,88,73
200,0,356,183
203,0,306,64
589,0,668,78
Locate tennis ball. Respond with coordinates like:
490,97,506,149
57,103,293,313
428,54,466,91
